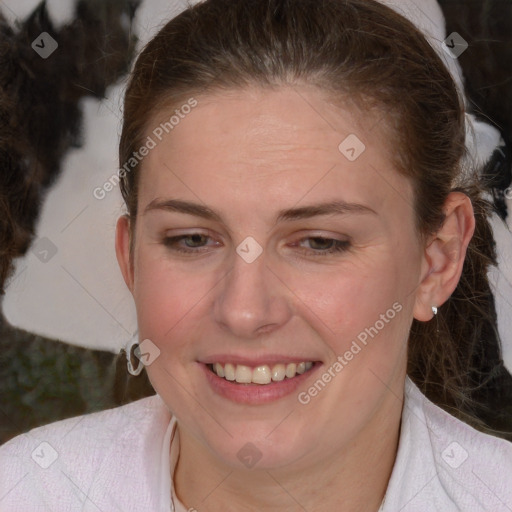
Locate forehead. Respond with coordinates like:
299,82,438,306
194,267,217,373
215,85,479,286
137,85,413,222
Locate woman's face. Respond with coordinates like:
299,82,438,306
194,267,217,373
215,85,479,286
118,85,428,470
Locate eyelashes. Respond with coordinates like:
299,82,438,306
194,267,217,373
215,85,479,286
162,233,350,257
162,233,214,253
295,236,350,256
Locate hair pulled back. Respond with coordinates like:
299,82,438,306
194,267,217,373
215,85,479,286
119,0,512,438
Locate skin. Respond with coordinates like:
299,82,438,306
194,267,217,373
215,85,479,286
116,85,475,511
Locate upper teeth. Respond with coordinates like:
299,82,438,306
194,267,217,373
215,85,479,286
211,362,314,384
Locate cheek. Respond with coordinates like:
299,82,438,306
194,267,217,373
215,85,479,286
131,252,212,348
292,252,416,380
298,256,413,333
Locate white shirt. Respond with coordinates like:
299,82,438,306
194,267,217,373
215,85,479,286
1,376,511,511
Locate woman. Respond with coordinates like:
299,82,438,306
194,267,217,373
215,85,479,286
1,0,511,510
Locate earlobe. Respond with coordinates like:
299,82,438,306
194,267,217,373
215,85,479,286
413,192,475,322
115,215,134,293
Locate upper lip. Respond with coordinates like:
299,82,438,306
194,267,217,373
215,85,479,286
200,355,320,366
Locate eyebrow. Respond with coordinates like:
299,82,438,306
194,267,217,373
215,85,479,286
143,198,377,223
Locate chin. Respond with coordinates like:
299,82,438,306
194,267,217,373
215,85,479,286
200,424,311,471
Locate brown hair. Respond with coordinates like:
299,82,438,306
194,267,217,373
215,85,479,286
118,0,512,437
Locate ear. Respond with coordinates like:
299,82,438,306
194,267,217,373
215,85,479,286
413,192,475,321
115,214,135,293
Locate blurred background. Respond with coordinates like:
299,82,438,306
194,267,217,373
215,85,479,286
1,0,512,444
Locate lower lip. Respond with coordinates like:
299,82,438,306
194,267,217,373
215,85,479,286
201,363,322,405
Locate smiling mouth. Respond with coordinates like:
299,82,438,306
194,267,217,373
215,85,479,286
207,361,316,385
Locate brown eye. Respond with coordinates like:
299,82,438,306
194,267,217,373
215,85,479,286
163,233,215,253
296,237,350,256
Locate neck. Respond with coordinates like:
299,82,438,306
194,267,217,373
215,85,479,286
174,383,404,512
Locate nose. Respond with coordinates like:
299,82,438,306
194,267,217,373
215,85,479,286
213,247,292,339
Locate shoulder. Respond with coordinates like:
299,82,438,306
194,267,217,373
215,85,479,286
417,379,512,471
384,377,512,512
0,394,165,457
0,395,171,511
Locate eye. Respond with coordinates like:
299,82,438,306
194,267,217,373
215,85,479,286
294,236,350,256
162,233,218,254
162,233,350,257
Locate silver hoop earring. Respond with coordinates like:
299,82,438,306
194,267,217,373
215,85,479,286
126,331,144,376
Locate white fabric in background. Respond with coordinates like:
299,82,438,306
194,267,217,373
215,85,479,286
381,0,465,95
489,215,512,370
1,376,511,511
